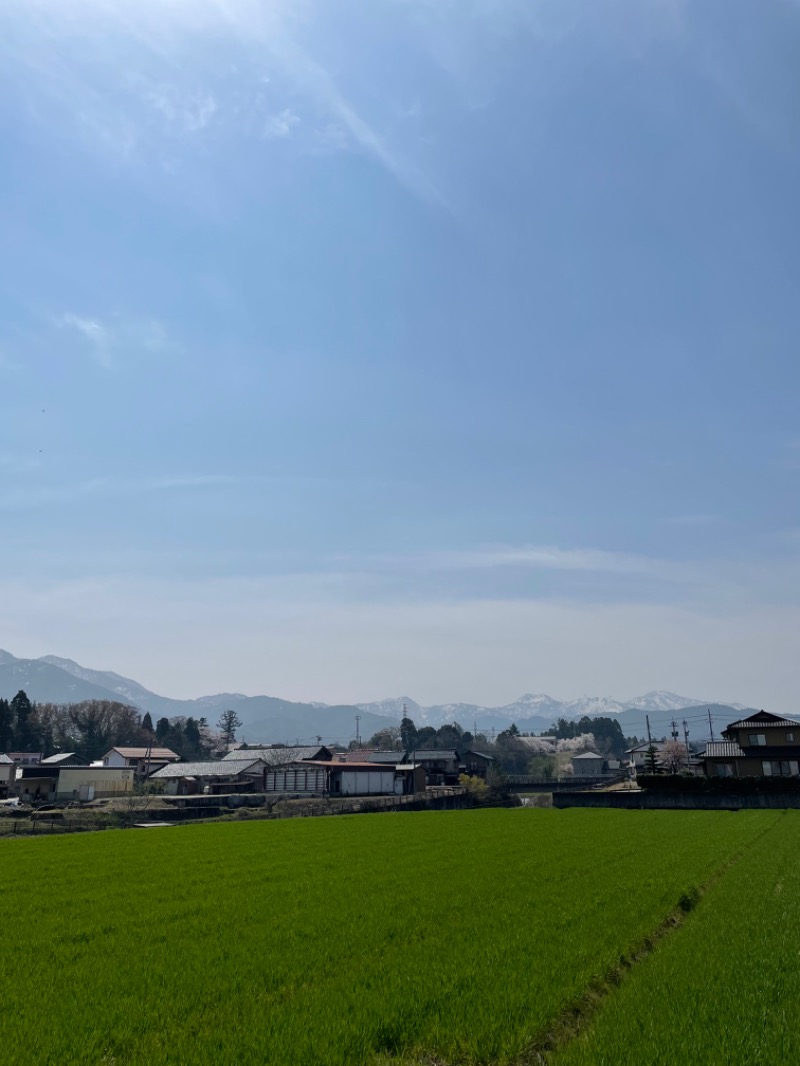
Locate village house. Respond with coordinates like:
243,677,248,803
102,747,180,776
7,752,42,767
366,751,409,765
624,741,670,773
701,710,800,779
0,753,14,797
571,752,606,778
41,752,88,766
461,751,495,778
262,759,424,797
222,744,332,767
14,762,135,802
150,759,267,795
411,750,461,786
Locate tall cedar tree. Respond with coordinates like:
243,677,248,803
11,689,35,750
0,697,12,750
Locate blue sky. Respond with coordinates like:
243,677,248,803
1,0,799,708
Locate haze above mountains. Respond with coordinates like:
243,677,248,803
0,650,754,745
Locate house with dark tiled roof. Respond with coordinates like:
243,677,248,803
412,749,461,785
701,710,800,779
151,759,267,795
222,744,331,766
102,747,180,776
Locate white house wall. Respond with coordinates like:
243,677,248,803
339,769,395,796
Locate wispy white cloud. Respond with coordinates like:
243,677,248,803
58,312,172,368
0,0,450,208
59,314,112,367
0,473,242,510
416,543,688,580
142,84,218,134
263,107,300,139
263,32,452,210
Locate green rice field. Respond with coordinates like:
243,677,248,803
0,808,796,1065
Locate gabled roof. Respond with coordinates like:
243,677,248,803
367,751,408,764
0,754,14,765
701,741,745,759
107,747,179,760
414,749,459,760
41,752,85,765
150,759,265,779
724,710,800,732
463,750,495,761
222,745,330,766
573,751,604,761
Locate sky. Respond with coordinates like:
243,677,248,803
1,0,799,710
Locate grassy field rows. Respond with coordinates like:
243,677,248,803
552,809,800,1066
0,809,786,1065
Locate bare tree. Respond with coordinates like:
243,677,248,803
661,739,688,774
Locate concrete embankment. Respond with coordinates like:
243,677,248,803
553,790,800,810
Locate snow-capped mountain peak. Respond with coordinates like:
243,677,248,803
623,691,702,712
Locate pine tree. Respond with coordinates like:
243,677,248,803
217,709,243,750
142,712,154,734
644,745,660,774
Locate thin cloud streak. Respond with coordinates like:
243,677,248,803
0,474,244,509
0,0,450,209
58,312,172,366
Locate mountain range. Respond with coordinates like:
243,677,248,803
0,649,754,745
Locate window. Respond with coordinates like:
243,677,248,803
787,733,795,742
763,760,799,777
749,734,767,746
715,763,734,777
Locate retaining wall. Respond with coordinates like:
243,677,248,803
553,790,800,810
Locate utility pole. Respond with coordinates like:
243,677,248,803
646,714,653,746
707,708,715,742
682,720,690,754
355,715,361,749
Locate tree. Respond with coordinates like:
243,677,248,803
0,697,12,751
142,712,154,734
644,745,661,774
67,700,145,761
11,690,35,750
400,715,418,753
661,739,688,774
155,717,171,743
367,727,401,750
217,709,243,749
528,755,555,780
